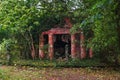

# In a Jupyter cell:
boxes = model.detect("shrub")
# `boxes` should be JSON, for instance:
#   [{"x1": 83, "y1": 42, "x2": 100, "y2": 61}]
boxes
[
  {"x1": 12, "y1": 57, "x2": 102, "y2": 68},
  {"x1": 0, "y1": 69, "x2": 10, "y2": 80},
  {"x1": 0, "y1": 39, "x2": 20, "y2": 65}
]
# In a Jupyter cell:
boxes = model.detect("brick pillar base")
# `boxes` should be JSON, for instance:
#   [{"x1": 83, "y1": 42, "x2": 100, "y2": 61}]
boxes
[
  {"x1": 48, "y1": 33, "x2": 54, "y2": 60},
  {"x1": 39, "y1": 34, "x2": 45, "y2": 59},
  {"x1": 80, "y1": 32, "x2": 86, "y2": 59},
  {"x1": 71, "y1": 34, "x2": 76, "y2": 58}
]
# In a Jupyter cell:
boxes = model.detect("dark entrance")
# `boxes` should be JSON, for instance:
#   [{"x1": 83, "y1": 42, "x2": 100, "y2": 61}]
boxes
[{"x1": 54, "y1": 34, "x2": 71, "y2": 58}]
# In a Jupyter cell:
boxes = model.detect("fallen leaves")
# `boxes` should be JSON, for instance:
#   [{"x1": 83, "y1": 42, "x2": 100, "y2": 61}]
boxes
[{"x1": 0, "y1": 66, "x2": 120, "y2": 80}]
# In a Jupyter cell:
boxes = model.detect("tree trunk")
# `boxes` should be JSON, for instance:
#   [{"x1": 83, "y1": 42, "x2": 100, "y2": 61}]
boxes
[
  {"x1": 115, "y1": 0, "x2": 120, "y2": 65},
  {"x1": 29, "y1": 31, "x2": 35, "y2": 59},
  {"x1": 116, "y1": 0, "x2": 120, "y2": 44}
]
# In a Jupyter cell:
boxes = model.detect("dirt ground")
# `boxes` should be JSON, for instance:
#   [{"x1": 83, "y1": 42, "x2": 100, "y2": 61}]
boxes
[{"x1": 0, "y1": 66, "x2": 120, "y2": 80}]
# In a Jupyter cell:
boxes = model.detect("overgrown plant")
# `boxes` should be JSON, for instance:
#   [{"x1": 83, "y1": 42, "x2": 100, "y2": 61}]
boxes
[
  {"x1": 0, "y1": 39, "x2": 19, "y2": 65},
  {"x1": 72, "y1": 0, "x2": 120, "y2": 64}
]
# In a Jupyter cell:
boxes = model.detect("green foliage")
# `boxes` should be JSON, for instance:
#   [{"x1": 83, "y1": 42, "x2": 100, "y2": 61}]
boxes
[
  {"x1": 0, "y1": 39, "x2": 19, "y2": 65},
  {"x1": 86, "y1": 0, "x2": 119, "y2": 63},
  {"x1": 71, "y1": 0, "x2": 120, "y2": 64},
  {"x1": 13, "y1": 58, "x2": 102, "y2": 68},
  {"x1": 0, "y1": 69, "x2": 10, "y2": 80}
]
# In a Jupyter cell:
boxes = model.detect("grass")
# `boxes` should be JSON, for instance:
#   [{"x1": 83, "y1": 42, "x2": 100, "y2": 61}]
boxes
[
  {"x1": 0, "y1": 65, "x2": 120, "y2": 80},
  {"x1": 1, "y1": 57, "x2": 120, "y2": 80},
  {"x1": 0, "y1": 69, "x2": 10, "y2": 80}
]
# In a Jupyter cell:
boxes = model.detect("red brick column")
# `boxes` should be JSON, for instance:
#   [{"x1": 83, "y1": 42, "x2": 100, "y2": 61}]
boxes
[
  {"x1": 48, "y1": 33, "x2": 54, "y2": 60},
  {"x1": 80, "y1": 32, "x2": 86, "y2": 59},
  {"x1": 39, "y1": 34, "x2": 45, "y2": 59},
  {"x1": 89, "y1": 48, "x2": 93, "y2": 58},
  {"x1": 71, "y1": 34, "x2": 76, "y2": 58}
]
